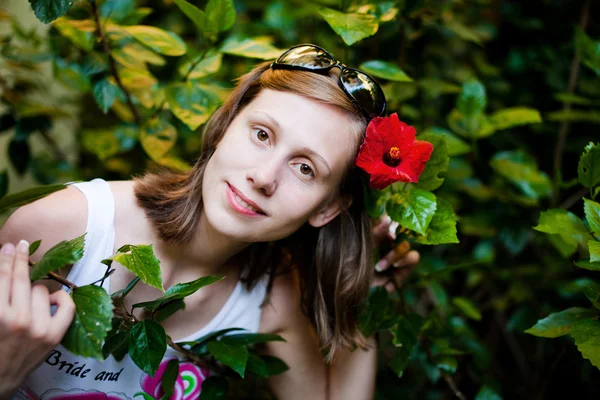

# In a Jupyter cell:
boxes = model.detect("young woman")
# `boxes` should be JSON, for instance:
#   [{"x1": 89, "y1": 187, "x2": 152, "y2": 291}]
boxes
[{"x1": 0, "y1": 44, "x2": 420, "y2": 400}]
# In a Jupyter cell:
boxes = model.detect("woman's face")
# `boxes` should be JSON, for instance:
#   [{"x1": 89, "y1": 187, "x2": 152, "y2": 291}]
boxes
[{"x1": 202, "y1": 89, "x2": 359, "y2": 243}]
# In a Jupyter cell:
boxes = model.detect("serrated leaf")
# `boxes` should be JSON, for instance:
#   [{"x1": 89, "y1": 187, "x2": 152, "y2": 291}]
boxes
[
  {"x1": 61, "y1": 285, "x2": 113, "y2": 359},
  {"x1": 129, "y1": 320, "x2": 167, "y2": 377},
  {"x1": 386, "y1": 188, "x2": 437, "y2": 235},
  {"x1": 31, "y1": 234, "x2": 85, "y2": 281},
  {"x1": 570, "y1": 319, "x2": 600, "y2": 369},
  {"x1": 389, "y1": 314, "x2": 423, "y2": 378},
  {"x1": 140, "y1": 117, "x2": 177, "y2": 161},
  {"x1": 359, "y1": 287, "x2": 394, "y2": 337},
  {"x1": 453, "y1": 297, "x2": 482, "y2": 320},
  {"x1": 490, "y1": 150, "x2": 551, "y2": 199},
  {"x1": 534, "y1": 209, "x2": 589, "y2": 238},
  {"x1": 220, "y1": 36, "x2": 283, "y2": 59},
  {"x1": 578, "y1": 142, "x2": 600, "y2": 188},
  {"x1": 488, "y1": 107, "x2": 542, "y2": 130},
  {"x1": 123, "y1": 26, "x2": 186, "y2": 56},
  {"x1": 359, "y1": 60, "x2": 412, "y2": 82},
  {"x1": 584, "y1": 198, "x2": 600, "y2": 236},
  {"x1": 28, "y1": 0, "x2": 72, "y2": 24},
  {"x1": 318, "y1": 7, "x2": 378, "y2": 46},
  {"x1": 133, "y1": 275, "x2": 224, "y2": 311},
  {"x1": 589, "y1": 241, "x2": 600, "y2": 262},
  {"x1": 524, "y1": 307, "x2": 598, "y2": 338},
  {"x1": 165, "y1": 82, "x2": 218, "y2": 130},
  {"x1": 414, "y1": 133, "x2": 449, "y2": 191},
  {"x1": 416, "y1": 198, "x2": 458, "y2": 245},
  {"x1": 93, "y1": 78, "x2": 120, "y2": 114},
  {"x1": 104, "y1": 245, "x2": 163, "y2": 291},
  {"x1": 205, "y1": 0, "x2": 236, "y2": 33},
  {"x1": 221, "y1": 333, "x2": 286, "y2": 346},
  {"x1": 207, "y1": 340, "x2": 248, "y2": 377},
  {"x1": 0, "y1": 183, "x2": 66, "y2": 213},
  {"x1": 199, "y1": 376, "x2": 229, "y2": 400}
]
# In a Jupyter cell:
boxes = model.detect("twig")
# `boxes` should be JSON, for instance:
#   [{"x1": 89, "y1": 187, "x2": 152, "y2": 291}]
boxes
[
  {"x1": 89, "y1": 0, "x2": 141, "y2": 125},
  {"x1": 551, "y1": 0, "x2": 591, "y2": 207},
  {"x1": 442, "y1": 373, "x2": 467, "y2": 400},
  {"x1": 559, "y1": 186, "x2": 589, "y2": 210},
  {"x1": 47, "y1": 270, "x2": 78, "y2": 290},
  {"x1": 167, "y1": 338, "x2": 224, "y2": 374}
]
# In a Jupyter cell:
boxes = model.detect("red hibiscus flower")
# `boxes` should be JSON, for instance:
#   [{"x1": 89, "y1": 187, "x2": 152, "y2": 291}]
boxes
[{"x1": 355, "y1": 113, "x2": 434, "y2": 190}]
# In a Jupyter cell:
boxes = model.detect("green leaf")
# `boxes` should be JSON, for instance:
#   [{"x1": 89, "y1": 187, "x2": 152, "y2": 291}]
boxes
[
  {"x1": 584, "y1": 198, "x2": 600, "y2": 236},
  {"x1": 207, "y1": 340, "x2": 248, "y2": 377},
  {"x1": 104, "y1": 245, "x2": 164, "y2": 292},
  {"x1": 0, "y1": 170, "x2": 7, "y2": 198},
  {"x1": 359, "y1": 287, "x2": 395, "y2": 337},
  {"x1": 179, "y1": 51, "x2": 222, "y2": 79},
  {"x1": 547, "y1": 110, "x2": 600, "y2": 124},
  {"x1": 452, "y1": 297, "x2": 482, "y2": 321},
  {"x1": 102, "y1": 331, "x2": 130, "y2": 361},
  {"x1": 82, "y1": 129, "x2": 120, "y2": 161},
  {"x1": 180, "y1": 327, "x2": 246, "y2": 352},
  {"x1": 129, "y1": 320, "x2": 167, "y2": 377},
  {"x1": 133, "y1": 275, "x2": 224, "y2": 311},
  {"x1": 173, "y1": 0, "x2": 208, "y2": 34},
  {"x1": 318, "y1": 7, "x2": 379, "y2": 46},
  {"x1": 54, "y1": 59, "x2": 90, "y2": 92},
  {"x1": 549, "y1": 234, "x2": 578, "y2": 258},
  {"x1": 123, "y1": 26, "x2": 186, "y2": 56},
  {"x1": 61, "y1": 285, "x2": 113, "y2": 359},
  {"x1": 112, "y1": 44, "x2": 165, "y2": 70},
  {"x1": 245, "y1": 354, "x2": 289, "y2": 377},
  {"x1": 524, "y1": 307, "x2": 598, "y2": 338},
  {"x1": 447, "y1": 109, "x2": 495, "y2": 139},
  {"x1": 30, "y1": 234, "x2": 85, "y2": 281},
  {"x1": 421, "y1": 127, "x2": 470, "y2": 156},
  {"x1": 0, "y1": 183, "x2": 66, "y2": 213},
  {"x1": 386, "y1": 188, "x2": 437, "y2": 235},
  {"x1": 575, "y1": 28, "x2": 600, "y2": 75},
  {"x1": 389, "y1": 314, "x2": 424, "y2": 378},
  {"x1": 93, "y1": 78, "x2": 120, "y2": 114},
  {"x1": 589, "y1": 241, "x2": 600, "y2": 262},
  {"x1": 533, "y1": 209, "x2": 589, "y2": 238},
  {"x1": 358, "y1": 60, "x2": 412, "y2": 82},
  {"x1": 554, "y1": 92, "x2": 600, "y2": 106},
  {"x1": 584, "y1": 286, "x2": 600, "y2": 310},
  {"x1": 475, "y1": 385, "x2": 503, "y2": 400},
  {"x1": 220, "y1": 36, "x2": 283, "y2": 59},
  {"x1": 154, "y1": 299, "x2": 186, "y2": 323},
  {"x1": 161, "y1": 359, "x2": 180, "y2": 400},
  {"x1": 52, "y1": 18, "x2": 94, "y2": 51},
  {"x1": 165, "y1": 82, "x2": 218, "y2": 130},
  {"x1": 578, "y1": 142, "x2": 600, "y2": 188},
  {"x1": 457, "y1": 80, "x2": 486, "y2": 117},
  {"x1": 221, "y1": 333, "x2": 286, "y2": 346},
  {"x1": 490, "y1": 150, "x2": 551, "y2": 199},
  {"x1": 570, "y1": 319, "x2": 600, "y2": 369},
  {"x1": 575, "y1": 260, "x2": 600, "y2": 271},
  {"x1": 434, "y1": 356, "x2": 458, "y2": 374},
  {"x1": 446, "y1": 20, "x2": 482, "y2": 45},
  {"x1": 414, "y1": 133, "x2": 449, "y2": 191},
  {"x1": 199, "y1": 376, "x2": 229, "y2": 400},
  {"x1": 416, "y1": 198, "x2": 459, "y2": 245},
  {"x1": 28, "y1": 240, "x2": 41, "y2": 255},
  {"x1": 28, "y1": 0, "x2": 73, "y2": 24},
  {"x1": 140, "y1": 117, "x2": 177, "y2": 161},
  {"x1": 488, "y1": 107, "x2": 542, "y2": 131},
  {"x1": 205, "y1": 0, "x2": 236, "y2": 33}
]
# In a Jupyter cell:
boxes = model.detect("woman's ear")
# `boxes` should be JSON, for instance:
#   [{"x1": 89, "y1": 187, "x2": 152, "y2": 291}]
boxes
[{"x1": 308, "y1": 195, "x2": 353, "y2": 228}]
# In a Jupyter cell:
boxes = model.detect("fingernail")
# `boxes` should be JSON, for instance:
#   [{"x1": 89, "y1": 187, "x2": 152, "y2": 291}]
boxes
[
  {"x1": 17, "y1": 240, "x2": 29, "y2": 254},
  {"x1": 375, "y1": 261, "x2": 384, "y2": 272},
  {"x1": 1, "y1": 243, "x2": 15, "y2": 255}
]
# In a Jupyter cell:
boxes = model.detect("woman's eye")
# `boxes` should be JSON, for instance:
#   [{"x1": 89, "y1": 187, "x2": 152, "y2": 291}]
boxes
[
  {"x1": 255, "y1": 129, "x2": 269, "y2": 142},
  {"x1": 296, "y1": 163, "x2": 314, "y2": 177}
]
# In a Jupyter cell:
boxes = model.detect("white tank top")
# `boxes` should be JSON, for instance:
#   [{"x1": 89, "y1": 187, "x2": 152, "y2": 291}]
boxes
[{"x1": 14, "y1": 179, "x2": 268, "y2": 400}]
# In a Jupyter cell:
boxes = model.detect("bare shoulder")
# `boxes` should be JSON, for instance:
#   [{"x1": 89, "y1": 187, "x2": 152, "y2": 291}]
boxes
[
  {"x1": 0, "y1": 185, "x2": 87, "y2": 260},
  {"x1": 259, "y1": 270, "x2": 306, "y2": 334}
]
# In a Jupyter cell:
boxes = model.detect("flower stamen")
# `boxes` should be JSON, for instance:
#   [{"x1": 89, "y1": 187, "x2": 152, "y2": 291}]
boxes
[{"x1": 383, "y1": 146, "x2": 402, "y2": 167}]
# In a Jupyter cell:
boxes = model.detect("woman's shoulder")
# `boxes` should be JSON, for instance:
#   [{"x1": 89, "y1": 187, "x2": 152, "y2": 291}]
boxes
[{"x1": 259, "y1": 270, "x2": 308, "y2": 334}]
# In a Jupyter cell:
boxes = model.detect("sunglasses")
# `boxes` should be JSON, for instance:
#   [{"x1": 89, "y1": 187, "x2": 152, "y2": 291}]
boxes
[{"x1": 270, "y1": 44, "x2": 387, "y2": 120}]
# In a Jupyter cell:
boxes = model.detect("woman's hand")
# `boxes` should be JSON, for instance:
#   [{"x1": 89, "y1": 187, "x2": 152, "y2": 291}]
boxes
[
  {"x1": 0, "y1": 241, "x2": 75, "y2": 399},
  {"x1": 371, "y1": 217, "x2": 420, "y2": 293}
]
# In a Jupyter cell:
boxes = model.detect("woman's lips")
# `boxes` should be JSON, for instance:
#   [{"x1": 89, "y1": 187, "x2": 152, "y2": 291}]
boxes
[{"x1": 226, "y1": 184, "x2": 266, "y2": 217}]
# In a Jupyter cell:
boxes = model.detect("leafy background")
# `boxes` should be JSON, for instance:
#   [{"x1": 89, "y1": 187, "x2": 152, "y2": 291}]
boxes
[{"x1": 1, "y1": 0, "x2": 600, "y2": 398}]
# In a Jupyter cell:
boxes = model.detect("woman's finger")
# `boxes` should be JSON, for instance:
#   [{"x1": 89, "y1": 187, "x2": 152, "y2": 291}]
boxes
[
  {"x1": 372, "y1": 216, "x2": 393, "y2": 247},
  {"x1": 30, "y1": 285, "x2": 52, "y2": 342},
  {"x1": 10, "y1": 240, "x2": 32, "y2": 313},
  {"x1": 48, "y1": 290, "x2": 76, "y2": 344},
  {"x1": 0, "y1": 243, "x2": 16, "y2": 307},
  {"x1": 375, "y1": 241, "x2": 411, "y2": 272},
  {"x1": 391, "y1": 250, "x2": 420, "y2": 269}
]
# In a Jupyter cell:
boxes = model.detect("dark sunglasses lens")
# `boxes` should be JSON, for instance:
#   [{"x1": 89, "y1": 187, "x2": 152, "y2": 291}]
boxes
[
  {"x1": 277, "y1": 45, "x2": 335, "y2": 69},
  {"x1": 340, "y1": 69, "x2": 386, "y2": 118}
]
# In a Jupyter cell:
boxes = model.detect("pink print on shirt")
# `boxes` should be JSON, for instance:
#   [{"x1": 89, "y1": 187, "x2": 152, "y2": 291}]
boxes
[{"x1": 136, "y1": 357, "x2": 210, "y2": 400}]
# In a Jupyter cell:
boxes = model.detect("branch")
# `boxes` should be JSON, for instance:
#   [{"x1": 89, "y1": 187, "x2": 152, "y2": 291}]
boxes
[
  {"x1": 47, "y1": 270, "x2": 78, "y2": 290},
  {"x1": 551, "y1": 0, "x2": 591, "y2": 207},
  {"x1": 89, "y1": 0, "x2": 141, "y2": 125},
  {"x1": 442, "y1": 373, "x2": 467, "y2": 400}
]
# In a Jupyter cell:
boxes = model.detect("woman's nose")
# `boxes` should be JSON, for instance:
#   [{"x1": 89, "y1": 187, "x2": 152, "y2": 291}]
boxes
[{"x1": 246, "y1": 158, "x2": 279, "y2": 196}]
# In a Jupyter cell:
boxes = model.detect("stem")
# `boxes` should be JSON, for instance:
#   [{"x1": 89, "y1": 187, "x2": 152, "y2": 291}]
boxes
[
  {"x1": 551, "y1": 0, "x2": 591, "y2": 207},
  {"x1": 167, "y1": 338, "x2": 224, "y2": 374},
  {"x1": 442, "y1": 374, "x2": 467, "y2": 400},
  {"x1": 559, "y1": 186, "x2": 588, "y2": 210},
  {"x1": 89, "y1": 0, "x2": 141, "y2": 125},
  {"x1": 47, "y1": 270, "x2": 78, "y2": 290}
]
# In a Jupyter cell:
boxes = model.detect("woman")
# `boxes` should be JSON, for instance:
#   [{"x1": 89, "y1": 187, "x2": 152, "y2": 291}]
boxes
[{"x1": 0, "y1": 45, "x2": 420, "y2": 400}]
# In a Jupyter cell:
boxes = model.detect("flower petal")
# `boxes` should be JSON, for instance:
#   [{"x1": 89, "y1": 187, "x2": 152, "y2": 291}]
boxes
[{"x1": 403, "y1": 140, "x2": 434, "y2": 182}]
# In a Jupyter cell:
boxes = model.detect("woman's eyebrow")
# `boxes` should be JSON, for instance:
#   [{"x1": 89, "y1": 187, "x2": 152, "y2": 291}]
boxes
[{"x1": 251, "y1": 111, "x2": 281, "y2": 131}]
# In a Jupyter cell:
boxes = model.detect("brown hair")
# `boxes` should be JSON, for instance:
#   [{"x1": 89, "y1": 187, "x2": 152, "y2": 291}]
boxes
[{"x1": 134, "y1": 62, "x2": 373, "y2": 358}]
